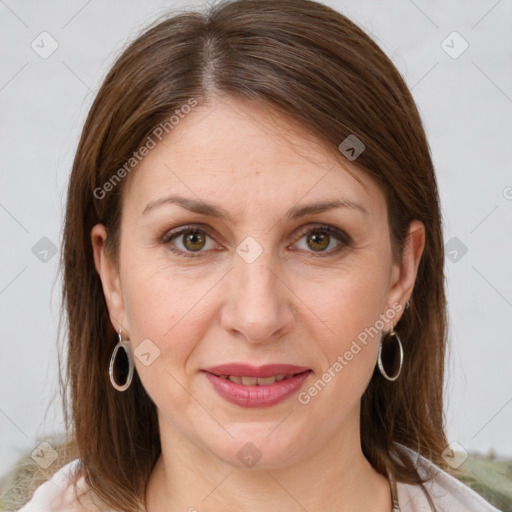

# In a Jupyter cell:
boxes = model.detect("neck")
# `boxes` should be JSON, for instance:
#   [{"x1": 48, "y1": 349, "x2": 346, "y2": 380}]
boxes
[{"x1": 145, "y1": 416, "x2": 392, "y2": 512}]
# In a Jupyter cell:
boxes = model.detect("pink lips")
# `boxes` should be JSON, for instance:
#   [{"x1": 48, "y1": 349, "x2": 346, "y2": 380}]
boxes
[
  {"x1": 202, "y1": 363, "x2": 312, "y2": 408},
  {"x1": 204, "y1": 363, "x2": 310, "y2": 378}
]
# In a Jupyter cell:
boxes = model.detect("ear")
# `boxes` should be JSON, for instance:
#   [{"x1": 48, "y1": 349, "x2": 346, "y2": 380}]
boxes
[
  {"x1": 384, "y1": 220, "x2": 425, "y2": 325},
  {"x1": 91, "y1": 223, "x2": 125, "y2": 333}
]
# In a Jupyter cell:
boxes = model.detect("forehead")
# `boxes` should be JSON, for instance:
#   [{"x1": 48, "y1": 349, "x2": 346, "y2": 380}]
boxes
[{"x1": 123, "y1": 97, "x2": 383, "y2": 216}]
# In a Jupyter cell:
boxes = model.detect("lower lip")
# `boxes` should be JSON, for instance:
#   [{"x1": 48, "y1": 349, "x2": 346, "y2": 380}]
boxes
[{"x1": 203, "y1": 371, "x2": 312, "y2": 408}]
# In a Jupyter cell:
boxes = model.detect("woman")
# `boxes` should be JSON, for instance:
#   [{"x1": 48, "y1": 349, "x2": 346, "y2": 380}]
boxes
[{"x1": 3, "y1": 0, "x2": 502, "y2": 510}]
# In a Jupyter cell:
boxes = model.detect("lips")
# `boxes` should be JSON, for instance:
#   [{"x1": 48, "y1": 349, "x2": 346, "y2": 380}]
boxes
[
  {"x1": 202, "y1": 363, "x2": 312, "y2": 408},
  {"x1": 220, "y1": 374, "x2": 291, "y2": 385},
  {"x1": 203, "y1": 363, "x2": 310, "y2": 378}
]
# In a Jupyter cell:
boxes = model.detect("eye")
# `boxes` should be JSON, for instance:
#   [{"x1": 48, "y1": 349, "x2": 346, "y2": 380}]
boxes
[
  {"x1": 292, "y1": 224, "x2": 350, "y2": 255},
  {"x1": 161, "y1": 223, "x2": 351, "y2": 258},
  {"x1": 162, "y1": 226, "x2": 219, "y2": 257}
]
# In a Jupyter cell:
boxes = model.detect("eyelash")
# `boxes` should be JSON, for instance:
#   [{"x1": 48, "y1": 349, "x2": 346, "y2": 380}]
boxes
[{"x1": 161, "y1": 223, "x2": 351, "y2": 259}]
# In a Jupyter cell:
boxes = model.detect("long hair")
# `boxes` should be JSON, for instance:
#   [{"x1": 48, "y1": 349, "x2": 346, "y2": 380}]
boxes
[{"x1": 4, "y1": 1, "x2": 450, "y2": 510}]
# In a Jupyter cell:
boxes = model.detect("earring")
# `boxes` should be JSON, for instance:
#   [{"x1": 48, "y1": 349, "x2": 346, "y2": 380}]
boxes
[
  {"x1": 377, "y1": 325, "x2": 403, "y2": 382},
  {"x1": 109, "y1": 329, "x2": 134, "y2": 392}
]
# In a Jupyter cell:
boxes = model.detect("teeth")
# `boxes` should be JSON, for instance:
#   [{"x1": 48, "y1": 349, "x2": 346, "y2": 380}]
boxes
[
  {"x1": 221, "y1": 374, "x2": 293, "y2": 385},
  {"x1": 257, "y1": 376, "x2": 277, "y2": 385}
]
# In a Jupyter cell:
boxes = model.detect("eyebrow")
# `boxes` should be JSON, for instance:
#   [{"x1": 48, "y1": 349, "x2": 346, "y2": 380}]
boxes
[
  {"x1": 142, "y1": 195, "x2": 233, "y2": 220},
  {"x1": 287, "y1": 198, "x2": 369, "y2": 219},
  {"x1": 142, "y1": 194, "x2": 369, "y2": 219}
]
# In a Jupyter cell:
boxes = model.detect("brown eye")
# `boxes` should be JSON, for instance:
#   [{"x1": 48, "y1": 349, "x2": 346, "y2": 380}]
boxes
[
  {"x1": 163, "y1": 227, "x2": 218, "y2": 257},
  {"x1": 307, "y1": 232, "x2": 330, "y2": 251},
  {"x1": 293, "y1": 225, "x2": 350, "y2": 256},
  {"x1": 182, "y1": 231, "x2": 206, "y2": 251}
]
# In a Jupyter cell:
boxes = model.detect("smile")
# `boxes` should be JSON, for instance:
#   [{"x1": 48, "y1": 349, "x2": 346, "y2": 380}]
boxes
[
  {"x1": 201, "y1": 364, "x2": 312, "y2": 408},
  {"x1": 217, "y1": 374, "x2": 293, "y2": 385}
]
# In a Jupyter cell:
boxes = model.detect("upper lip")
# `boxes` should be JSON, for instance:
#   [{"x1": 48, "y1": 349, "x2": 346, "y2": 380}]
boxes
[{"x1": 203, "y1": 364, "x2": 311, "y2": 378}]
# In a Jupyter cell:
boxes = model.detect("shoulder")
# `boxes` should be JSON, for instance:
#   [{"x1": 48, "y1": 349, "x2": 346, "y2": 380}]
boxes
[
  {"x1": 395, "y1": 444, "x2": 502, "y2": 511},
  {"x1": 14, "y1": 459, "x2": 102, "y2": 512}
]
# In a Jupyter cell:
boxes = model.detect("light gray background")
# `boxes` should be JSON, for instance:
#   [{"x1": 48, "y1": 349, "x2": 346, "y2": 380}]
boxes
[{"x1": 1, "y1": 0, "x2": 511, "y2": 478}]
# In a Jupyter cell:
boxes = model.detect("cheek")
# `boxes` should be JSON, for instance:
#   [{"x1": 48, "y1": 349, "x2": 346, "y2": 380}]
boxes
[
  {"x1": 304, "y1": 257, "x2": 391, "y2": 350},
  {"x1": 120, "y1": 262, "x2": 218, "y2": 371},
  {"x1": 296, "y1": 254, "x2": 391, "y2": 404},
  {"x1": 120, "y1": 268, "x2": 206, "y2": 414}
]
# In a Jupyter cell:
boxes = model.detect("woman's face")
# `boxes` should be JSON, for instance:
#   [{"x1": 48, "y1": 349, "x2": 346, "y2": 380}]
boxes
[{"x1": 92, "y1": 96, "x2": 423, "y2": 469}]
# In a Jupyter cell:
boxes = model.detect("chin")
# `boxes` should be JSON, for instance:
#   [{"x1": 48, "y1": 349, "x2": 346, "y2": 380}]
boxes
[{"x1": 204, "y1": 427, "x2": 305, "y2": 471}]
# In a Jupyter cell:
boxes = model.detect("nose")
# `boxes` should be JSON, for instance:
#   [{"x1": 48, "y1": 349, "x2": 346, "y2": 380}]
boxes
[{"x1": 220, "y1": 253, "x2": 295, "y2": 344}]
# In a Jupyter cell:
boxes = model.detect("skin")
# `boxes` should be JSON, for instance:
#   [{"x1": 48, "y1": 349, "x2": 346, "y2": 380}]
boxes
[{"x1": 92, "y1": 96, "x2": 425, "y2": 512}]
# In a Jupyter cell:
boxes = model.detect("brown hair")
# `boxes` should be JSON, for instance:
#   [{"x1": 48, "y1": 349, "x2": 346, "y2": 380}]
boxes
[{"x1": 6, "y1": 1, "x2": 451, "y2": 510}]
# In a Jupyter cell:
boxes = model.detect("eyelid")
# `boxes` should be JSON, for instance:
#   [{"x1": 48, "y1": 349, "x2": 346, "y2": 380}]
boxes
[{"x1": 161, "y1": 223, "x2": 214, "y2": 243}]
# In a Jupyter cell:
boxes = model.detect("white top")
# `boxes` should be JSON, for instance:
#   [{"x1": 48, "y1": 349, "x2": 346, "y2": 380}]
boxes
[{"x1": 15, "y1": 446, "x2": 502, "y2": 512}]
